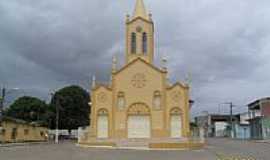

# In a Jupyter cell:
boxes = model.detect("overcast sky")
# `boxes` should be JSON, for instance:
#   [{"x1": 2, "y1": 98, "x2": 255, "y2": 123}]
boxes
[{"x1": 1, "y1": 0, "x2": 270, "y2": 117}]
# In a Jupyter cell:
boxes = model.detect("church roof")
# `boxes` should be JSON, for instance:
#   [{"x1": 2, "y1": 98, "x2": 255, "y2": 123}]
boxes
[
  {"x1": 1, "y1": 116, "x2": 47, "y2": 127},
  {"x1": 133, "y1": 0, "x2": 149, "y2": 20},
  {"x1": 113, "y1": 57, "x2": 167, "y2": 76}
]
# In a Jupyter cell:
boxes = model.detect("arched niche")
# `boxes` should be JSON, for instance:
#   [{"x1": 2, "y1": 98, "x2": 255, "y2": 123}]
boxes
[
  {"x1": 97, "y1": 108, "x2": 109, "y2": 116},
  {"x1": 127, "y1": 103, "x2": 150, "y2": 115},
  {"x1": 170, "y1": 107, "x2": 182, "y2": 115}
]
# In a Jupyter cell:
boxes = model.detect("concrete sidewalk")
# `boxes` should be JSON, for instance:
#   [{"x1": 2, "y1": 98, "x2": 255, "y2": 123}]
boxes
[{"x1": 0, "y1": 141, "x2": 50, "y2": 147}]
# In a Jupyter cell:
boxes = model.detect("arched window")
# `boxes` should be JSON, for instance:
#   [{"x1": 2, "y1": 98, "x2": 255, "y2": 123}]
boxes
[
  {"x1": 97, "y1": 108, "x2": 109, "y2": 116},
  {"x1": 142, "y1": 32, "x2": 147, "y2": 54},
  {"x1": 131, "y1": 33, "x2": 136, "y2": 54},
  {"x1": 153, "y1": 91, "x2": 161, "y2": 110},
  {"x1": 170, "y1": 107, "x2": 182, "y2": 115},
  {"x1": 117, "y1": 92, "x2": 125, "y2": 110}
]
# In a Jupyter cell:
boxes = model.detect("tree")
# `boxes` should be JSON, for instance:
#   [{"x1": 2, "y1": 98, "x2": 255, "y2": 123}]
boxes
[
  {"x1": 50, "y1": 85, "x2": 90, "y2": 131},
  {"x1": 5, "y1": 96, "x2": 49, "y2": 124}
]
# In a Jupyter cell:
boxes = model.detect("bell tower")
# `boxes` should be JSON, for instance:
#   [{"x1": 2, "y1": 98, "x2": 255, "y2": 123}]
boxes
[{"x1": 125, "y1": 0, "x2": 154, "y2": 64}]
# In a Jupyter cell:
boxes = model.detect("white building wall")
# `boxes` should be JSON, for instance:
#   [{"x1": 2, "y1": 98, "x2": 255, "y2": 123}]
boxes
[{"x1": 240, "y1": 113, "x2": 250, "y2": 125}]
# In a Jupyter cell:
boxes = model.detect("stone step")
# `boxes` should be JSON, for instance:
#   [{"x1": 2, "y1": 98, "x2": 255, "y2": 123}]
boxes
[{"x1": 117, "y1": 139, "x2": 149, "y2": 147}]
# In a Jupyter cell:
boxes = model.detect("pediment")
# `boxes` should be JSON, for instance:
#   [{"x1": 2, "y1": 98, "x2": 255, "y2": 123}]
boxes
[
  {"x1": 167, "y1": 82, "x2": 189, "y2": 90},
  {"x1": 114, "y1": 58, "x2": 166, "y2": 76},
  {"x1": 127, "y1": 16, "x2": 153, "y2": 25},
  {"x1": 92, "y1": 84, "x2": 112, "y2": 92}
]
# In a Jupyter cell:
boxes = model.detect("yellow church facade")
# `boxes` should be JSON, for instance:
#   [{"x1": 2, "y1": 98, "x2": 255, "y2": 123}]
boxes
[{"x1": 81, "y1": 0, "x2": 204, "y2": 149}]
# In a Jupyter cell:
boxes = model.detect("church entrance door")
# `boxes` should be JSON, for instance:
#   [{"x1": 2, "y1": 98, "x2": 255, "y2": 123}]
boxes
[
  {"x1": 128, "y1": 115, "x2": 150, "y2": 138},
  {"x1": 97, "y1": 115, "x2": 108, "y2": 138},
  {"x1": 170, "y1": 115, "x2": 182, "y2": 138}
]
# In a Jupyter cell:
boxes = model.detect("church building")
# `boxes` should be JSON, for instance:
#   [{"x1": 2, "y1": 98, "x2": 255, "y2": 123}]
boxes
[{"x1": 81, "y1": 0, "x2": 203, "y2": 149}]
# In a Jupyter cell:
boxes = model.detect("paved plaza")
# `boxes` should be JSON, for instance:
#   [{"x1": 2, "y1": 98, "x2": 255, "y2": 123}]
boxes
[{"x1": 0, "y1": 138, "x2": 269, "y2": 160}]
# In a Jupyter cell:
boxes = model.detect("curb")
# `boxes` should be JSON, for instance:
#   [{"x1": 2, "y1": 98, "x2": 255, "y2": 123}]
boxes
[
  {"x1": 254, "y1": 140, "x2": 270, "y2": 144},
  {"x1": 77, "y1": 143, "x2": 204, "y2": 151}
]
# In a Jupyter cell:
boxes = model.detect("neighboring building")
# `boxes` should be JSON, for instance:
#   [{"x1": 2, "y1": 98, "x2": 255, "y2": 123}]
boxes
[
  {"x1": 234, "y1": 112, "x2": 250, "y2": 139},
  {"x1": 194, "y1": 111, "x2": 210, "y2": 138},
  {"x1": 195, "y1": 113, "x2": 238, "y2": 138},
  {"x1": 215, "y1": 122, "x2": 229, "y2": 137},
  {"x1": 0, "y1": 116, "x2": 48, "y2": 143},
  {"x1": 78, "y1": 126, "x2": 89, "y2": 143},
  {"x1": 80, "y1": 0, "x2": 203, "y2": 149},
  {"x1": 48, "y1": 129, "x2": 78, "y2": 139},
  {"x1": 238, "y1": 112, "x2": 250, "y2": 125},
  {"x1": 248, "y1": 97, "x2": 270, "y2": 140}
]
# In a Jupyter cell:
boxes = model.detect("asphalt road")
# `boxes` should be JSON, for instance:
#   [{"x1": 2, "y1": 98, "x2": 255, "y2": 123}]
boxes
[{"x1": 0, "y1": 138, "x2": 269, "y2": 160}]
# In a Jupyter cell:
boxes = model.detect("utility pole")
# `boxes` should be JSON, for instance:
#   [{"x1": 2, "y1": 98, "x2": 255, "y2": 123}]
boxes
[
  {"x1": 226, "y1": 102, "x2": 234, "y2": 138},
  {"x1": 51, "y1": 91, "x2": 60, "y2": 144},
  {"x1": 55, "y1": 97, "x2": 59, "y2": 144},
  {"x1": 0, "y1": 87, "x2": 6, "y2": 120},
  {"x1": 229, "y1": 102, "x2": 233, "y2": 138},
  {"x1": 0, "y1": 87, "x2": 6, "y2": 145},
  {"x1": 0, "y1": 87, "x2": 22, "y2": 118},
  {"x1": 222, "y1": 102, "x2": 235, "y2": 138}
]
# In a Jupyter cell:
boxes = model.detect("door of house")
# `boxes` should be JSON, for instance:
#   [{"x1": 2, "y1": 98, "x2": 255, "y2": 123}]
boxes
[{"x1": 11, "y1": 128, "x2": 17, "y2": 140}]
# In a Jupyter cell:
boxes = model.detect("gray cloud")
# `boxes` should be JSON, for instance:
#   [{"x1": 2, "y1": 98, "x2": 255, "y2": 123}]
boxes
[{"x1": 0, "y1": 0, "x2": 270, "y2": 116}]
